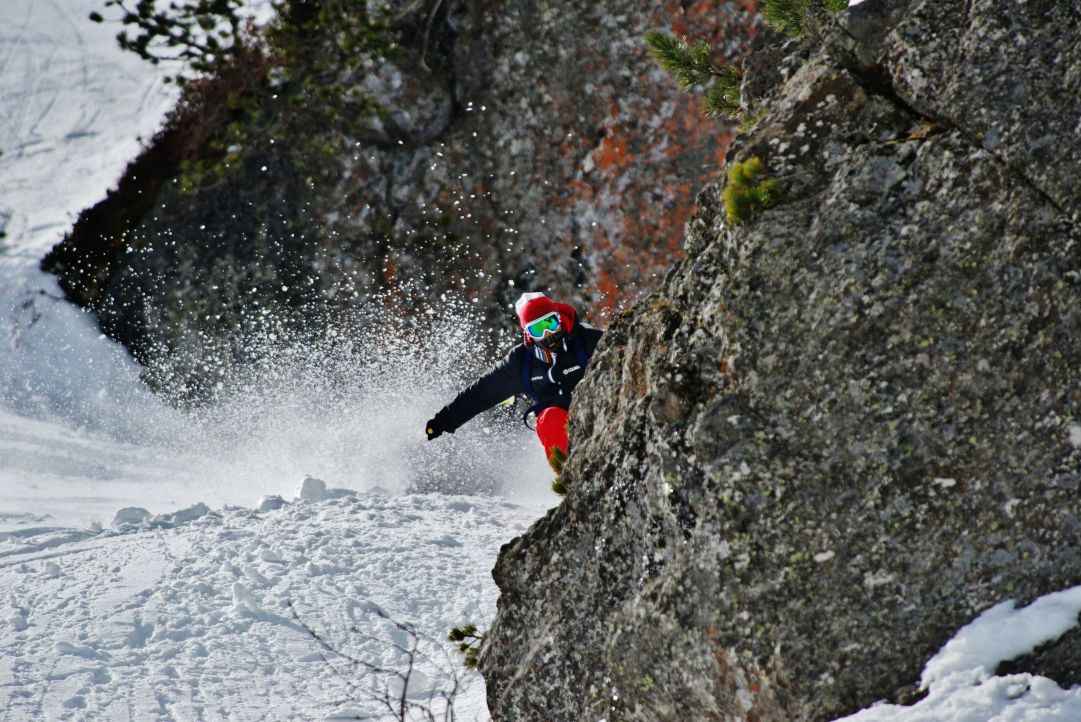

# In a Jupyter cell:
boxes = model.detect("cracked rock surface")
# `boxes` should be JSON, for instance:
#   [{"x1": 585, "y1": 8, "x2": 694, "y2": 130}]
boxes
[{"x1": 480, "y1": 1, "x2": 1081, "y2": 720}]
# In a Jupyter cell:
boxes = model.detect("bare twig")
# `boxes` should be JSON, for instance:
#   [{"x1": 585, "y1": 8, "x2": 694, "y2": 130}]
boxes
[{"x1": 289, "y1": 599, "x2": 466, "y2": 722}]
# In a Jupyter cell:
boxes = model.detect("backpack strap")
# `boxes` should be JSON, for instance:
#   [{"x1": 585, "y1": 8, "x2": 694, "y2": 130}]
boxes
[{"x1": 520, "y1": 350, "x2": 535, "y2": 398}]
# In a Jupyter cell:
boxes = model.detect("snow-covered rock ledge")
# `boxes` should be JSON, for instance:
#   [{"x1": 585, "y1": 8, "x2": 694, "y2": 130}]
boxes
[
  {"x1": 840, "y1": 589, "x2": 1081, "y2": 720},
  {"x1": 0, "y1": 489, "x2": 537, "y2": 720}
]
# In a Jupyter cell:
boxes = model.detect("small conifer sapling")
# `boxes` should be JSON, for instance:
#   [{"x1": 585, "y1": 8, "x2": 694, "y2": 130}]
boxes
[
  {"x1": 448, "y1": 623, "x2": 484, "y2": 670},
  {"x1": 723, "y1": 156, "x2": 779, "y2": 225}
]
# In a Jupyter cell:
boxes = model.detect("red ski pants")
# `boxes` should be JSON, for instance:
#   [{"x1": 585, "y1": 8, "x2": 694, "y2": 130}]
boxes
[{"x1": 536, "y1": 406, "x2": 569, "y2": 461}]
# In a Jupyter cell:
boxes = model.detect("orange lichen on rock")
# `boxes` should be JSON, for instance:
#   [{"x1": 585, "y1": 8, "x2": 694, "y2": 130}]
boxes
[
  {"x1": 540, "y1": 0, "x2": 758, "y2": 314},
  {"x1": 591, "y1": 134, "x2": 631, "y2": 174}
]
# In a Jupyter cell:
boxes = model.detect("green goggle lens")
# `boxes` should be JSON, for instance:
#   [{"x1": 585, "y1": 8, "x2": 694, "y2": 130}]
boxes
[{"x1": 526, "y1": 314, "x2": 561, "y2": 339}]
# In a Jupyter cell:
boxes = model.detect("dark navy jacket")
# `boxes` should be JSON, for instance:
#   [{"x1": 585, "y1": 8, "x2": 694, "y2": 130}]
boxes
[{"x1": 433, "y1": 323, "x2": 603, "y2": 433}]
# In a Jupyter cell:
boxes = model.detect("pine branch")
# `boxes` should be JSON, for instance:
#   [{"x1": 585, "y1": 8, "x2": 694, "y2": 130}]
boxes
[
  {"x1": 93, "y1": 0, "x2": 247, "y2": 79},
  {"x1": 447, "y1": 623, "x2": 484, "y2": 670},
  {"x1": 704, "y1": 65, "x2": 742, "y2": 120},
  {"x1": 645, "y1": 30, "x2": 713, "y2": 92},
  {"x1": 646, "y1": 29, "x2": 743, "y2": 121},
  {"x1": 762, "y1": 0, "x2": 851, "y2": 37}
]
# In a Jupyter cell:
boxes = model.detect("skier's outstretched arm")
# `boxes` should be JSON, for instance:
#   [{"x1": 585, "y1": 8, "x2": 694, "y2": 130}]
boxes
[{"x1": 426, "y1": 351, "x2": 523, "y2": 439}]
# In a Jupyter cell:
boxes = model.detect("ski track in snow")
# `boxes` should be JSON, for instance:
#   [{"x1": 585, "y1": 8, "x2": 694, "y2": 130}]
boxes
[
  {"x1": 0, "y1": 493, "x2": 538, "y2": 721},
  {"x1": 0, "y1": 0, "x2": 174, "y2": 263}
]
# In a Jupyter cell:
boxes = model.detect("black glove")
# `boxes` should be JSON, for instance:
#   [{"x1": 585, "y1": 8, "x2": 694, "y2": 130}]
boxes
[{"x1": 425, "y1": 418, "x2": 443, "y2": 440}]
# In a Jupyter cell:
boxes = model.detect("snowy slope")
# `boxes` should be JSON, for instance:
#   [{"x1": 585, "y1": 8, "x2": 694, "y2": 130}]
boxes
[
  {"x1": 0, "y1": 0, "x2": 178, "y2": 460},
  {"x1": 0, "y1": 0, "x2": 173, "y2": 262},
  {"x1": 0, "y1": 6, "x2": 553, "y2": 720},
  {"x1": 0, "y1": 490, "x2": 540, "y2": 720}
]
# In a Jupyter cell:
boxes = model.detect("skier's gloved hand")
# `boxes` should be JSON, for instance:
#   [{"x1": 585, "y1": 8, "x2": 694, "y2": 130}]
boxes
[{"x1": 425, "y1": 418, "x2": 443, "y2": 440}]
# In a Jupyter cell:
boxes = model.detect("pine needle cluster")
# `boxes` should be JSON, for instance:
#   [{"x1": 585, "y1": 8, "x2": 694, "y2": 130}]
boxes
[
  {"x1": 548, "y1": 446, "x2": 567, "y2": 475},
  {"x1": 93, "y1": 0, "x2": 394, "y2": 193},
  {"x1": 762, "y1": 0, "x2": 850, "y2": 37},
  {"x1": 548, "y1": 447, "x2": 568, "y2": 495},
  {"x1": 447, "y1": 624, "x2": 484, "y2": 670},
  {"x1": 705, "y1": 65, "x2": 742, "y2": 120},
  {"x1": 723, "y1": 157, "x2": 779, "y2": 225},
  {"x1": 90, "y1": 0, "x2": 249, "y2": 80},
  {"x1": 645, "y1": 30, "x2": 742, "y2": 120}
]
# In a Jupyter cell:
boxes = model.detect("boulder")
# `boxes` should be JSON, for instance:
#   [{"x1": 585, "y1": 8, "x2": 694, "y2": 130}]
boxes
[{"x1": 480, "y1": 1, "x2": 1081, "y2": 719}]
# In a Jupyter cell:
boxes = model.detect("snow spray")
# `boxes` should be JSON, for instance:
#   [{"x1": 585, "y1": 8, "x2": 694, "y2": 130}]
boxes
[{"x1": 0, "y1": 285, "x2": 552, "y2": 524}]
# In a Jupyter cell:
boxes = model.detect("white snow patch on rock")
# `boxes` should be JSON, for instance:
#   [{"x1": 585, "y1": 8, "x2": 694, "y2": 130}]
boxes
[
  {"x1": 921, "y1": 587, "x2": 1081, "y2": 690},
  {"x1": 838, "y1": 585, "x2": 1081, "y2": 721},
  {"x1": 1069, "y1": 424, "x2": 1081, "y2": 449}
]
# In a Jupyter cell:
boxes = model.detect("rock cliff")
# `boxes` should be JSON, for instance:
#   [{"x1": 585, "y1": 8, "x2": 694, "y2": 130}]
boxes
[
  {"x1": 480, "y1": 0, "x2": 1081, "y2": 719},
  {"x1": 41, "y1": 0, "x2": 760, "y2": 397}
]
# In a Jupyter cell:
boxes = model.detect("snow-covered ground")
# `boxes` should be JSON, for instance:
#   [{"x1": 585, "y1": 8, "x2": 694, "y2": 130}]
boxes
[
  {"x1": 3, "y1": 2, "x2": 1081, "y2": 721},
  {"x1": 0, "y1": 488, "x2": 540, "y2": 720},
  {"x1": 0, "y1": 3, "x2": 552, "y2": 719}
]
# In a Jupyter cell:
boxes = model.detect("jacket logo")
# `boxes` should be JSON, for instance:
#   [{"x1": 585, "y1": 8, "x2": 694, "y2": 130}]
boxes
[
  {"x1": 532, "y1": 376, "x2": 545, "y2": 381},
  {"x1": 563, "y1": 366, "x2": 582, "y2": 374}
]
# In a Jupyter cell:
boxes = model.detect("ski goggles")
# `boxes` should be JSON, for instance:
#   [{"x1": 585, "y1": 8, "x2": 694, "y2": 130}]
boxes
[{"x1": 524, "y1": 312, "x2": 561, "y2": 340}]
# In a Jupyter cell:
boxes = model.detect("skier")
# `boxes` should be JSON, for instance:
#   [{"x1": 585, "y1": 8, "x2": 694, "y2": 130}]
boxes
[{"x1": 425, "y1": 292, "x2": 603, "y2": 470}]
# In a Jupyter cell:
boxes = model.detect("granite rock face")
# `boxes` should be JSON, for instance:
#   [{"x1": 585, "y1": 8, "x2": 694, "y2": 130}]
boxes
[
  {"x1": 481, "y1": 1, "x2": 1081, "y2": 719},
  {"x1": 42, "y1": 0, "x2": 761, "y2": 393}
]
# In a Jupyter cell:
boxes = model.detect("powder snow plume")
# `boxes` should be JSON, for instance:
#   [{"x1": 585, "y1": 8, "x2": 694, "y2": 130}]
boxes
[
  {"x1": 145, "y1": 289, "x2": 553, "y2": 498},
  {"x1": 0, "y1": 287, "x2": 553, "y2": 528}
]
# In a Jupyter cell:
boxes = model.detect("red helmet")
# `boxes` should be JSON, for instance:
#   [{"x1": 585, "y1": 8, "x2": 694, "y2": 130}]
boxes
[{"x1": 515, "y1": 292, "x2": 576, "y2": 352}]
